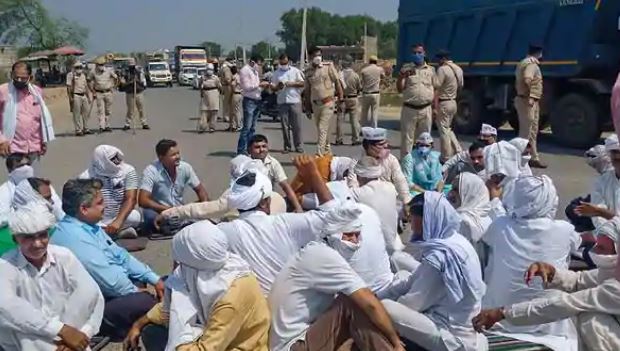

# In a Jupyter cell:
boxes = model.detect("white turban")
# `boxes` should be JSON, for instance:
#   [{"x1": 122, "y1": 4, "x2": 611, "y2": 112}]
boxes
[
  {"x1": 227, "y1": 171, "x2": 273, "y2": 210},
  {"x1": 585, "y1": 145, "x2": 612, "y2": 174},
  {"x1": 9, "y1": 203, "x2": 56, "y2": 236},
  {"x1": 229, "y1": 155, "x2": 266, "y2": 180},
  {"x1": 354, "y1": 156, "x2": 382, "y2": 179},
  {"x1": 172, "y1": 221, "x2": 230, "y2": 271},
  {"x1": 12, "y1": 179, "x2": 46, "y2": 209},
  {"x1": 507, "y1": 175, "x2": 559, "y2": 219},
  {"x1": 605, "y1": 134, "x2": 620, "y2": 152},
  {"x1": 8, "y1": 165, "x2": 34, "y2": 185},
  {"x1": 509, "y1": 138, "x2": 529, "y2": 154},
  {"x1": 329, "y1": 157, "x2": 355, "y2": 181},
  {"x1": 480, "y1": 123, "x2": 497, "y2": 136},
  {"x1": 484, "y1": 141, "x2": 521, "y2": 179},
  {"x1": 596, "y1": 217, "x2": 620, "y2": 243},
  {"x1": 301, "y1": 181, "x2": 354, "y2": 210},
  {"x1": 416, "y1": 132, "x2": 433, "y2": 144}
]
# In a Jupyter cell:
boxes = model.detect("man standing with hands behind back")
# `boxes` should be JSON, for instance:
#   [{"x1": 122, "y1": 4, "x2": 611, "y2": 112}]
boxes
[
  {"x1": 433, "y1": 49, "x2": 463, "y2": 162},
  {"x1": 66, "y1": 62, "x2": 93, "y2": 136},
  {"x1": 272, "y1": 53, "x2": 305, "y2": 153}
]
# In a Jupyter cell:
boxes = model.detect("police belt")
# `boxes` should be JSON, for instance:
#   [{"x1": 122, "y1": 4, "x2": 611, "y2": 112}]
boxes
[
  {"x1": 202, "y1": 87, "x2": 218, "y2": 91},
  {"x1": 403, "y1": 102, "x2": 432, "y2": 110},
  {"x1": 95, "y1": 89, "x2": 111, "y2": 93},
  {"x1": 73, "y1": 92, "x2": 85, "y2": 96},
  {"x1": 345, "y1": 95, "x2": 358, "y2": 98},
  {"x1": 363, "y1": 91, "x2": 380, "y2": 95},
  {"x1": 438, "y1": 98, "x2": 455, "y2": 102},
  {"x1": 233, "y1": 91, "x2": 242, "y2": 94}
]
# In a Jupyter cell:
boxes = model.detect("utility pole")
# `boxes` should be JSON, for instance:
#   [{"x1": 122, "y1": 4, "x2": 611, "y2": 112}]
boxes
[
  {"x1": 364, "y1": 21, "x2": 368, "y2": 62},
  {"x1": 300, "y1": 4, "x2": 308, "y2": 66}
]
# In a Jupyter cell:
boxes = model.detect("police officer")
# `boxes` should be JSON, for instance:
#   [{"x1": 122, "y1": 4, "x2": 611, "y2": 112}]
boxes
[
  {"x1": 433, "y1": 49, "x2": 463, "y2": 162},
  {"x1": 303, "y1": 46, "x2": 344, "y2": 156},
  {"x1": 198, "y1": 63, "x2": 222, "y2": 133},
  {"x1": 89, "y1": 57, "x2": 118, "y2": 133},
  {"x1": 397, "y1": 43, "x2": 435, "y2": 158},
  {"x1": 66, "y1": 62, "x2": 92, "y2": 136},
  {"x1": 219, "y1": 56, "x2": 235, "y2": 127},
  {"x1": 336, "y1": 55, "x2": 362, "y2": 146},
  {"x1": 360, "y1": 55, "x2": 384, "y2": 128},
  {"x1": 515, "y1": 44, "x2": 546, "y2": 168},
  {"x1": 119, "y1": 58, "x2": 149, "y2": 130}
]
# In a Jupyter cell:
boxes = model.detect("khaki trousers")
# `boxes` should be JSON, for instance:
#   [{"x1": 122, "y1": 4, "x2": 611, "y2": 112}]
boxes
[
  {"x1": 314, "y1": 100, "x2": 335, "y2": 156},
  {"x1": 514, "y1": 97, "x2": 540, "y2": 160},
  {"x1": 199, "y1": 110, "x2": 218, "y2": 131},
  {"x1": 336, "y1": 98, "x2": 361, "y2": 144},
  {"x1": 125, "y1": 93, "x2": 147, "y2": 126},
  {"x1": 230, "y1": 93, "x2": 243, "y2": 129},
  {"x1": 222, "y1": 85, "x2": 233, "y2": 122},
  {"x1": 435, "y1": 100, "x2": 462, "y2": 161},
  {"x1": 96, "y1": 91, "x2": 114, "y2": 129},
  {"x1": 400, "y1": 105, "x2": 432, "y2": 158},
  {"x1": 290, "y1": 295, "x2": 394, "y2": 351},
  {"x1": 72, "y1": 94, "x2": 91, "y2": 132},
  {"x1": 361, "y1": 93, "x2": 380, "y2": 128}
]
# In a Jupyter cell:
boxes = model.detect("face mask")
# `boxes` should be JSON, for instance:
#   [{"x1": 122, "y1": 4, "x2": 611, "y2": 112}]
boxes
[
  {"x1": 13, "y1": 80, "x2": 28, "y2": 90},
  {"x1": 412, "y1": 53, "x2": 425, "y2": 65},
  {"x1": 75, "y1": 69, "x2": 83, "y2": 75},
  {"x1": 417, "y1": 146, "x2": 431, "y2": 156},
  {"x1": 96, "y1": 66, "x2": 104, "y2": 72},
  {"x1": 312, "y1": 56, "x2": 322, "y2": 66},
  {"x1": 206, "y1": 70, "x2": 214, "y2": 76},
  {"x1": 521, "y1": 155, "x2": 532, "y2": 166},
  {"x1": 279, "y1": 64, "x2": 289, "y2": 71},
  {"x1": 8, "y1": 165, "x2": 34, "y2": 185},
  {"x1": 589, "y1": 252, "x2": 617, "y2": 268},
  {"x1": 328, "y1": 236, "x2": 361, "y2": 261}
]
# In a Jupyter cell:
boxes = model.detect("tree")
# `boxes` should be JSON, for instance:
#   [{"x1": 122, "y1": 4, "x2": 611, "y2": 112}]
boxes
[
  {"x1": 226, "y1": 46, "x2": 245, "y2": 61},
  {"x1": 250, "y1": 41, "x2": 278, "y2": 60},
  {"x1": 200, "y1": 41, "x2": 222, "y2": 58}
]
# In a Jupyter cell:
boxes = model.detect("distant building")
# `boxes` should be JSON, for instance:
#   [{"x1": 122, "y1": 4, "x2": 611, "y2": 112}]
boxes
[
  {"x1": 0, "y1": 45, "x2": 17, "y2": 70},
  {"x1": 317, "y1": 36, "x2": 378, "y2": 64}
]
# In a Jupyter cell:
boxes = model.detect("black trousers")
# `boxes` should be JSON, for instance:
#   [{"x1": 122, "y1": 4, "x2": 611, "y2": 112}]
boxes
[
  {"x1": 100, "y1": 291, "x2": 157, "y2": 342},
  {"x1": 141, "y1": 324, "x2": 169, "y2": 351}
]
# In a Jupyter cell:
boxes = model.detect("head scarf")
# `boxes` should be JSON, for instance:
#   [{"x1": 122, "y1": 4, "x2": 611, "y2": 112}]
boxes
[
  {"x1": 507, "y1": 175, "x2": 558, "y2": 220},
  {"x1": 329, "y1": 157, "x2": 355, "y2": 181},
  {"x1": 354, "y1": 156, "x2": 382, "y2": 179},
  {"x1": 9, "y1": 202, "x2": 56, "y2": 235},
  {"x1": 227, "y1": 171, "x2": 273, "y2": 210},
  {"x1": 596, "y1": 217, "x2": 620, "y2": 244},
  {"x1": 8, "y1": 165, "x2": 34, "y2": 185},
  {"x1": 480, "y1": 123, "x2": 497, "y2": 136},
  {"x1": 585, "y1": 145, "x2": 612, "y2": 174},
  {"x1": 456, "y1": 173, "x2": 492, "y2": 242},
  {"x1": 324, "y1": 214, "x2": 363, "y2": 261},
  {"x1": 605, "y1": 134, "x2": 620, "y2": 152},
  {"x1": 166, "y1": 221, "x2": 251, "y2": 349},
  {"x1": 416, "y1": 132, "x2": 433, "y2": 144},
  {"x1": 229, "y1": 155, "x2": 266, "y2": 184},
  {"x1": 509, "y1": 137, "x2": 533, "y2": 176},
  {"x1": 416, "y1": 192, "x2": 486, "y2": 303},
  {"x1": 12, "y1": 179, "x2": 48, "y2": 208},
  {"x1": 89, "y1": 145, "x2": 128, "y2": 184},
  {"x1": 483, "y1": 140, "x2": 521, "y2": 179},
  {"x1": 301, "y1": 181, "x2": 354, "y2": 210}
]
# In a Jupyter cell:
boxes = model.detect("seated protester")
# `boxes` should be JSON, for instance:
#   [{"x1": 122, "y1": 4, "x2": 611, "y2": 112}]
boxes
[
  {"x1": 442, "y1": 123, "x2": 498, "y2": 175},
  {"x1": 349, "y1": 127, "x2": 412, "y2": 204},
  {"x1": 290, "y1": 154, "x2": 355, "y2": 208},
  {"x1": 590, "y1": 217, "x2": 620, "y2": 257},
  {"x1": 443, "y1": 140, "x2": 486, "y2": 186},
  {"x1": 483, "y1": 140, "x2": 522, "y2": 218},
  {"x1": 268, "y1": 212, "x2": 405, "y2": 351},
  {"x1": 51, "y1": 179, "x2": 165, "y2": 342},
  {"x1": 139, "y1": 139, "x2": 208, "y2": 236},
  {"x1": 0, "y1": 153, "x2": 36, "y2": 226},
  {"x1": 124, "y1": 221, "x2": 270, "y2": 351},
  {"x1": 0, "y1": 204, "x2": 104, "y2": 351},
  {"x1": 247, "y1": 134, "x2": 303, "y2": 213},
  {"x1": 382, "y1": 192, "x2": 488, "y2": 351},
  {"x1": 585, "y1": 144, "x2": 612, "y2": 175},
  {"x1": 482, "y1": 176, "x2": 581, "y2": 350},
  {"x1": 155, "y1": 155, "x2": 287, "y2": 225},
  {"x1": 218, "y1": 155, "x2": 363, "y2": 294},
  {"x1": 474, "y1": 256, "x2": 620, "y2": 351},
  {"x1": 401, "y1": 132, "x2": 445, "y2": 196},
  {"x1": 12, "y1": 177, "x2": 64, "y2": 219},
  {"x1": 80, "y1": 145, "x2": 141, "y2": 239},
  {"x1": 509, "y1": 137, "x2": 533, "y2": 176}
]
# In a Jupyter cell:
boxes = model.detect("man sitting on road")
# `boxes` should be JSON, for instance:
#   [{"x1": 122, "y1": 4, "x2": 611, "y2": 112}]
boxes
[
  {"x1": 51, "y1": 178, "x2": 165, "y2": 342},
  {"x1": 139, "y1": 139, "x2": 208, "y2": 236},
  {"x1": 442, "y1": 123, "x2": 498, "y2": 176},
  {"x1": 443, "y1": 140, "x2": 487, "y2": 185}
]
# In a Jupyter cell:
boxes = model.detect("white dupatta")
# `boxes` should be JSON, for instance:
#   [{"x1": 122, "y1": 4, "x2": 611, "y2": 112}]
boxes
[{"x1": 2, "y1": 82, "x2": 55, "y2": 143}]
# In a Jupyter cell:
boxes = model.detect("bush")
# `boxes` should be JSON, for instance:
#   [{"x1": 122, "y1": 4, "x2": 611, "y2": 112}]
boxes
[{"x1": 0, "y1": 69, "x2": 9, "y2": 84}]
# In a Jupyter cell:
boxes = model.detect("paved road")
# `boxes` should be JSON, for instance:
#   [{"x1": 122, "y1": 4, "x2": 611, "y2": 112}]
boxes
[{"x1": 2, "y1": 85, "x2": 599, "y2": 276}]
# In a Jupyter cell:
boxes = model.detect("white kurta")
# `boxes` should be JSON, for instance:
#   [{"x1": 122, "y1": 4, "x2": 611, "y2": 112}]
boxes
[
  {"x1": 0, "y1": 245, "x2": 105, "y2": 351},
  {"x1": 0, "y1": 180, "x2": 64, "y2": 227},
  {"x1": 349, "y1": 154, "x2": 412, "y2": 204},
  {"x1": 591, "y1": 169, "x2": 620, "y2": 230}
]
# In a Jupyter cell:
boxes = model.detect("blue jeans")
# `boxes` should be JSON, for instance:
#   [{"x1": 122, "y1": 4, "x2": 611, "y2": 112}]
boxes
[{"x1": 236, "y1": 97, "x2": 261, "y2": 154}]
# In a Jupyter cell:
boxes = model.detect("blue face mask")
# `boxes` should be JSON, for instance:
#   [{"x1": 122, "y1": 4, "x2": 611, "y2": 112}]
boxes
[
  {"x1": 417, "y1": 146, "x2": 431, "y2": 156},
  {"x1": 412, "y1": 53, "x2": 425, "y2": 65}
]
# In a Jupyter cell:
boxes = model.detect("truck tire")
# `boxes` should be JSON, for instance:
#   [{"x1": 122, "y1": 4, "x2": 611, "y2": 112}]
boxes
[
  {"x1": 550, "y1": 93, "x2": 600, "y2": 148},
  {"x1": 454, "y1": 89, "x2": 483, "y2": 134}
]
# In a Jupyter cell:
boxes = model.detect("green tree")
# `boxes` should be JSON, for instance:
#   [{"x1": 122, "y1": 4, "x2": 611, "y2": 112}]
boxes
[
  {"x1": 250, "y1": 41, "x2": 278, "y2": 60},
  {"x1": 200, "y1": 41, "x2": 222, "y2": 57},
  {"x1": 226, "y1": 46, "x2": 245, "y2": 60}
]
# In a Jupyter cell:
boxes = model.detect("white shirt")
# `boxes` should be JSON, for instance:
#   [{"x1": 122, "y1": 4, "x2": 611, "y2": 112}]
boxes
[
  {"x1": 217, "y1": 201, "x2": 339, "y2": 294},
  {"x1": 0, "y1": 245, "x2": 105, "y2": 351},
  {"x1": 239, "y1": 64, "x2": 261, "y2": 100},
  {"x1": 0, "y1": 181, "x2": 63, "y2": 227},
  {"x1": 349, "y1": 154, "x2": 412, "y2": 204},
  {"x1": 350, "y1": 180, "x2": 404, "y2": 253},
  {"x1": 591, "y1": 169, "x2": 620, "y2": 230},
  {"x1": 272, "y1": 66, "x2": 304, "y2": 104},
  {"x1": 268, "y1": 241, "x2": 366, "y2": 351}
]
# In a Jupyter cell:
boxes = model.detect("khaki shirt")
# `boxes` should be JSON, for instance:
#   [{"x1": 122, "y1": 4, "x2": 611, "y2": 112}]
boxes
[
  {"x1": 66, "y1": 71, "x2": 88, "y2": 94},
  {"x1": 232, "y1": 73, "x2": 242, "y2": 93},
  {"x1": 401, "y1": 63, "x2": 435, "y2": 106},
  {"x1": 89, "y1": 69, "x2": 117, "y2": 91},
  {"x1": 304, "y1": 63, "x2": 340, "y2": 101},
  {"x1": 515, "y1": 56, "x2": 543, "y2": 99},
  {"x1": 360, "y1": 64, "x2": 383, "y2": 93},
  {"x1": 342, "y1": 68, "x2": 362, "y2": 97},
  {"x1": 433, "y1": 61, "x2": 463, "y2": 100},
  {"x1": 220, "y1": 64, "x2": 233, "y2": 85}
]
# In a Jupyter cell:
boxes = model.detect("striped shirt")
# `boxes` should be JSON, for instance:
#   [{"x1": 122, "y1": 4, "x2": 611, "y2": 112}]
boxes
[{"x1": 80, "y1": 164, "x2": 139, "y2": 223}]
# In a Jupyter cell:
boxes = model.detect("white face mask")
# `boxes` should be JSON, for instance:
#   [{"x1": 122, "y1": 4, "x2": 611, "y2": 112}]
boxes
[
  {"x1": 9, "y1": 165, "x2": 34, "y2": 185},
  {"x1": 590, "y1": 252, "x2": 617, "y2": 268},
  {"x1": 328, "y1": 236, "x2": 361, "y2": 261},
  {"x1": 312, "y1": 56, "x2": 322, "y2": 66}
]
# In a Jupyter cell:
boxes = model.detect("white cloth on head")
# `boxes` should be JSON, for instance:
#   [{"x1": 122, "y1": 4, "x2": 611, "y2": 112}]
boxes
[
  {"x1": 89, "y1": 145, "x2": 128, "y2": 185},
  {"x1": 329, "y1": 156, "x2": 355, "y2": 181},
  {"x1": 227, "y1": 171, "x2": 273, "y2": 210},
  {"x1": 361, "y1": 126, "x2": 387, "y2": 141},
  {"x1": 229, "y1": 155, "x2": 266, "y2": 180},
  {"x1": 480, "y1": 123, "x2": 497, "y2": 136},
  {"x1": 484, "y1": 140, "x2": 521, "y2": 179},
  {"x1": 8, "y1": 165, "x2": 34, "y2": 185},
  {"x1": 323, "y1": 203, "x2": 363, "y2": 261},
  {"x1": 11, "y1": 180, "x2": 65, "y2": 221},
  {"x1": 507, "y1": 175, "x2": 558, "y2": 220},
  {"x1": 509, "y1": 137, "x2": 533, "y2": 176},
  {"x1": 586, "y1": 145, "x2": 612, "y2": 174},
  {"x1": 2, "y1": 82, "x2": 55, "y2": 144},
  {"x1": 354, "y1": 156, "x2": 382, "y2": 179},
  {"x1": 605, "y1": 134, "x2": 620, "y2": 152},
  {"x1": 457, "y1": 173, "x2": 492, "y2": 243},
  {"x1": 8, "y1": 202, "x2": 56, "y2": 235},
  {"x1": 417, "y1": 132, "x2": 433, "y2": 144},
  {"x1": 166, "y1": 221, "x2": 251, "y2": 350},
  {"x1": 301, "y1": 180, "x2": 353, "y2": 210},
  {"x1": 595, "y1": 216, "x2": 620, "y2": 243}
]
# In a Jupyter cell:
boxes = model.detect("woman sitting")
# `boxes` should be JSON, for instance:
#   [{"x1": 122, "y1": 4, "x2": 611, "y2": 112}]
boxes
[{"x1": 401, "y1": 132, "x2": 446, "y2": 196}]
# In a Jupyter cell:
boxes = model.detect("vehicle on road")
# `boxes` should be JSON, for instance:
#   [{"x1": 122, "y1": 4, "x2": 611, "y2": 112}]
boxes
[
  {"x1": 146, "y1": 61, "x2": 173, "y2": 87},
  {"x1": 179, "y1": 67, "x2": 198, "y2": 86},
  {"x1": 398, "y1": 0, "x2": 620, "y2": 148},
  {"x1": 174, "y1": 46, "x2": 207, "y2": 84},
  {"x1": 192, "y1": 68, "x2": 206, "y2": 90}
]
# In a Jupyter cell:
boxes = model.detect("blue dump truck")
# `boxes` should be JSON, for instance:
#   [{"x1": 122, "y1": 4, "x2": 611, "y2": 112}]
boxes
[{"x1": 398, "y1": 0, "x2": 620, "y2": 147}]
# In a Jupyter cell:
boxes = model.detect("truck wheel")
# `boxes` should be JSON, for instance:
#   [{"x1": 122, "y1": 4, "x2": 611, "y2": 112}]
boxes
[
  {"x1": 454, "y1": 89, "x2": 483, "y2": 134},
  {"x1": 550, "y1": 93, "x2": 601, "y2": 148}
]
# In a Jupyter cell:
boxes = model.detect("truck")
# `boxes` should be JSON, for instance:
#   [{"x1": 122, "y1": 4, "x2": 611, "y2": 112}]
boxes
[
  {"x1": 398, "y1": 0, "x2": 620, "y2": 147},
  {"x1": 174, "y1": 46, "x2": 207, "y2": 86}
]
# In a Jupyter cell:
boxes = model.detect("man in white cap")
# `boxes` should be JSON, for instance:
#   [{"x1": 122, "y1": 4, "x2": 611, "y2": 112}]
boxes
[
  {"x1": 442, "y1": 123, "x2": 498, "y2": 175},
  {"x1": 350, "y1": 126, "x2": 412, "y2": 204},
  {"x1": 66, "y1": 61, "x2": 93, "y2": 136},
  {"x1": 119, "y1": 58, "x2": 149, "y2": 130},
  {"x1": 0, "y1": 203, "x2": 105, "y2": 351},
  {"x1": 219, "y1": 155, "x2": 364, "y2": 294}
]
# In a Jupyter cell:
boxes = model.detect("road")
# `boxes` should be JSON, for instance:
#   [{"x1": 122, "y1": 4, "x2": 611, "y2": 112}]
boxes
[{"x1": 2, "y1": 85, "x2": 600, "y2": 348}]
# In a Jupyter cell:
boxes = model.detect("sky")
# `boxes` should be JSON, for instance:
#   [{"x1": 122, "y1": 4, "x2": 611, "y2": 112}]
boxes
[{"x1": 42, "y1": 0, "x2": 399, "y2": 56}]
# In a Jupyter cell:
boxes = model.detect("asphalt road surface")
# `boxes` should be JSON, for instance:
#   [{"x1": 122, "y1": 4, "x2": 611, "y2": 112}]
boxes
[{"x1": 1, "y1": 86, "x2": 601, "y2": 348}]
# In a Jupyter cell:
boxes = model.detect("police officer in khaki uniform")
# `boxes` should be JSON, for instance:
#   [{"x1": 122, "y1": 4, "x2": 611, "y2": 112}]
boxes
[
  {"x1": 230, "y1": 65, "x2": 243, "y2": 131},
  {"x1": 515, "y1": 44, "x2": 546, "y2": 168},
  {"x1": 198, "y1": 63, "x2": 222, "y2": 133},
  {"x1": 433, "y1": 50, "x2": 463, "y2": 162},
  {"x1": 360, "y1": 55, "x2": 384, "y2": 128},
  {"x1": 89, "y1": 58, "x2": 118, "y2": 133},
  {"x1": 397, "y1": 43, "x2": 435, "y2": 158},
  {"x1": 66, "y1": 62, "x2": 93, "y2": 136},
  {"x1": 219, "y1": 57, "x2": 235, "y2": 128},
  {"x1": 303, "y1": 46, "x2": 344, "y2": 156},
  {"x1": 119, "y1": 58, "x2": 150, "y2": 130},
  {"x1": 336, "y1": 55, "x2": 362, "y2": 145}
]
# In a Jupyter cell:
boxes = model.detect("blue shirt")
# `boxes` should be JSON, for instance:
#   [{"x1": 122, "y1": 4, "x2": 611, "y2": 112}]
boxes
[
  {"x1": 50, "y1": 216, "x2": 160, "y2": 298},
  {"x1": 140, "y1": 160, "x2": 201, "y2": 207},
  {"x1": 402, "y1": 150, "x2": 444, "y2": 195}
]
